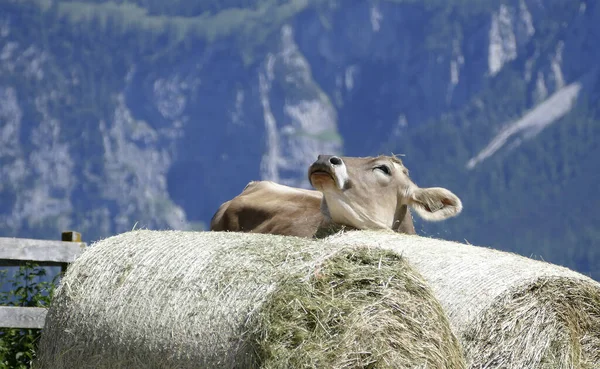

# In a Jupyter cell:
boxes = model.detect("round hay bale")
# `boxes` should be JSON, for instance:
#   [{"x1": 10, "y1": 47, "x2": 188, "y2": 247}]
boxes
[
  {"x1": 326, "y1": 231, "x2": 600, "y2": 369},
  {"x1": 36, "y1": 230, "x2": 464, "y2": 369}
]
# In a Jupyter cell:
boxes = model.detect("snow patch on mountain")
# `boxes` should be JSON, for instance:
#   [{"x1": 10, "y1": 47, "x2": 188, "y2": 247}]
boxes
[{"x1": 466, "y1": 82, "x2": 582, "y2": 169}]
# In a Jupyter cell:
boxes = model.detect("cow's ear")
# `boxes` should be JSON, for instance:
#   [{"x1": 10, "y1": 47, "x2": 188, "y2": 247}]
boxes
[{"x1": 408, "y1": 187, "x2": 462, "y2": 221}]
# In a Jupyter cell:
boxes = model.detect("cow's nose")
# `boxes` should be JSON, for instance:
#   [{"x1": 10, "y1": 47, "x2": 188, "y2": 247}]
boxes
[
  {"x1": 316, "y1": 155, "x2": 343, "y2": 167},
  {"x1": 313, "y1": 155, "x2": 344, "y2": 168},
  {"x1": 329, "y1": 156, "x2": 342, "y2": 166}
]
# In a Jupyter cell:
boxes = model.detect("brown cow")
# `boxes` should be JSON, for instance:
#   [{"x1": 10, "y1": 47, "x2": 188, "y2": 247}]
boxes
[
  {"x1": 210, "y1": 155, "x2": 462, "y2": 238},
  {"x1": 210, "y1": 181, "x2": 326, "y2": 237}
]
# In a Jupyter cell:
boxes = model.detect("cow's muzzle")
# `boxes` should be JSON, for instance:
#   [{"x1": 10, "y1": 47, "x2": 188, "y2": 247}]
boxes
[{"x1": 308, "y1": 155, "x2": 347, "y2": 190}]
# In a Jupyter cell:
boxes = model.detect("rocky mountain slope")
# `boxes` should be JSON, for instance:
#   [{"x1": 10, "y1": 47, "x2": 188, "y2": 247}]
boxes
[{"x1": 0, "y1": 0, "x2": 598, "y2": 278}]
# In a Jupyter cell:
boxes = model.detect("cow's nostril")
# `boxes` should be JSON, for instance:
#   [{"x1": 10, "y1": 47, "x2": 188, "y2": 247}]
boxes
[{"x1": 329, "y1": 156, "x2": 342, "y2": 166}]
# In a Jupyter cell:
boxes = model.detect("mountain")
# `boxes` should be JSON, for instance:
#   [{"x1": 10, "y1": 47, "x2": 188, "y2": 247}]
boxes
[{"x1": 0, "y1": 0, "x2": 598, "y2": 278}]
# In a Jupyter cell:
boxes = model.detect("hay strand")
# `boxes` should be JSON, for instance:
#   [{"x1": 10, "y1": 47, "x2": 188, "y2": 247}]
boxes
[
  {"x1": 326, "y1": 230, "x2": 600, "y2": 369},
  {"x1": 36, "y1": 230, "x2": 464, "y2": 369}
]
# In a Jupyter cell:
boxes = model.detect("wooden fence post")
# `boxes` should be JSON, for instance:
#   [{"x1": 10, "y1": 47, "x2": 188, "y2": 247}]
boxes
[{"x1": 61, "y1": 231, "x2": 82, "y2": 274}]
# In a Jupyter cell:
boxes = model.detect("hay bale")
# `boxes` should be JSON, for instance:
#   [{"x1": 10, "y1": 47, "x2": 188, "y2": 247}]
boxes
[
  {"x1": 36, "y1": 230, "x2": 464, "y2": 369},
  {"x1": 326, "y1": 231, "x2": 600, "y2": 368}
]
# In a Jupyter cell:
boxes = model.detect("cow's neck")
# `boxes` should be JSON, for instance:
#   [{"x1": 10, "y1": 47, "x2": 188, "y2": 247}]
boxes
[
  {"x1": 392, "y1": 204, "x2": 416, "y2": 234},
  {"x1": 315, "y1": 199, "x2": 355, "y2": 238},
  {"x1": 315, "y1": 199, "x2": 416, "y2": 237}
]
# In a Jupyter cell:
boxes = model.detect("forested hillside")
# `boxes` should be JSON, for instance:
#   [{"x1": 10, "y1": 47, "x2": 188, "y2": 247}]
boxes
[{"x1": 0, "y1": 0, "x2": 598, "y2": 278}]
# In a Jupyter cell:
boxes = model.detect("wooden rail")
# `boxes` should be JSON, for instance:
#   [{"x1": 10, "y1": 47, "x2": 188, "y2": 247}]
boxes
[{"x1": 0, "y1": 231, "x2": 87, "y2": 329}]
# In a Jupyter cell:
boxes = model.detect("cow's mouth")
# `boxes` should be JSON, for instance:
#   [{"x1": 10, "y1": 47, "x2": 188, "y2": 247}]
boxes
[
  {"x1": 309, "y1": 170, "x2": 334, "y2": 184},
  {"x1": 310, "y1": 169, "x2": 332, "y2": 178},
  {"x1": 308, "y1": 165, "x2": 335, "y2": 188}
]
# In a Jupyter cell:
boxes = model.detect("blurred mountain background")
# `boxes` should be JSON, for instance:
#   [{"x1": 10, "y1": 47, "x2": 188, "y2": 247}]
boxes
[{"x1": 0, "y1": 0, "x2": 598, "y2": 278}]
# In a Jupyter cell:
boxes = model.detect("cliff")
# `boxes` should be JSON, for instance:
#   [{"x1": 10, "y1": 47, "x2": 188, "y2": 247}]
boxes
[{"x1": 0, "y1": 0, "x2": 598, "y2": 277}]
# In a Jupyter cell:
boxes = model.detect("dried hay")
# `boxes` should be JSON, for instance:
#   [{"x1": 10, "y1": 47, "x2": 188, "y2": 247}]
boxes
[
  {"x1": 36, "y1": 230, "x2": 464, "y2": 369},
  {"x1": 462, "y1": 277, "x2": 600, "y2": 368},
  {"x1": 326, "y1": 230, "x2": 600, "y2": 369},
  {"x1": 254, "y1": 247, "x2": 464, "y2": 369}
]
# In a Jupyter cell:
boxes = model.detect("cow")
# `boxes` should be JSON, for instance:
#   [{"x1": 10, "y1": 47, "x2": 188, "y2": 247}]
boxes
[{"x1": 210, "y1": 154, "x2": 462, "y2": 238}]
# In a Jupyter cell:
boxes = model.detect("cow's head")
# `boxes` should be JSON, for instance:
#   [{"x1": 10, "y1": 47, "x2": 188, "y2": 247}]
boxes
[{"x1": 308, "y1": 154, "x2": 462, "y2": 230}]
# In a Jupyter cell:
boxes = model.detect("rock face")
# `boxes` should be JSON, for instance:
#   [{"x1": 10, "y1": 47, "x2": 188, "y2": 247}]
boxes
[
  {"x1": 0, "y1": 2, "x2": 342, "y2": 240},
  {"x1": 0, "y1": 1, "x2": 598, "y2": 277}
]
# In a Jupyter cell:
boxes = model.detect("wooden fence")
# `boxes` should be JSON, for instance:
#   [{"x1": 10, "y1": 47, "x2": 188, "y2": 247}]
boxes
[{"x1": 0, "y1": 231, "x2": 87, "y2": 329}]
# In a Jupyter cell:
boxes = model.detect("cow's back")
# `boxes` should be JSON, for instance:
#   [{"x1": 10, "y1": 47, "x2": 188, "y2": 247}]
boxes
[{"x1": 210, "y1": 181, "x2": 324, "y2": 237}]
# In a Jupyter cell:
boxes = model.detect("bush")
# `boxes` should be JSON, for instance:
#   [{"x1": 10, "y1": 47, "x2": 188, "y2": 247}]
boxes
[{"x1": 0, "y1": 264, "x2": 59, "y2": 369}]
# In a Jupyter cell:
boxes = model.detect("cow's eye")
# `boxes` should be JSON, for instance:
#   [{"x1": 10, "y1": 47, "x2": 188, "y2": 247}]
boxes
[{"x1": 375, "y1": 165, "x2": 391, "y2": 175}]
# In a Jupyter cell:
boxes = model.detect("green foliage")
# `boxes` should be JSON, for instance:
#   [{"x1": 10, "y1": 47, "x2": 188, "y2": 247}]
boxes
[
  {"x1": 23, "y1": 0, "x2": 323, "y2": 65},
  {"x1": 57, "y1": 0, "x2": 288, "y2": 17},
  {"x1": 0, "y1": 264, "x2": 59, "y2": 369},
  {"x1": 389, "y1": 70, "x2": 600, "y2": 279}
]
